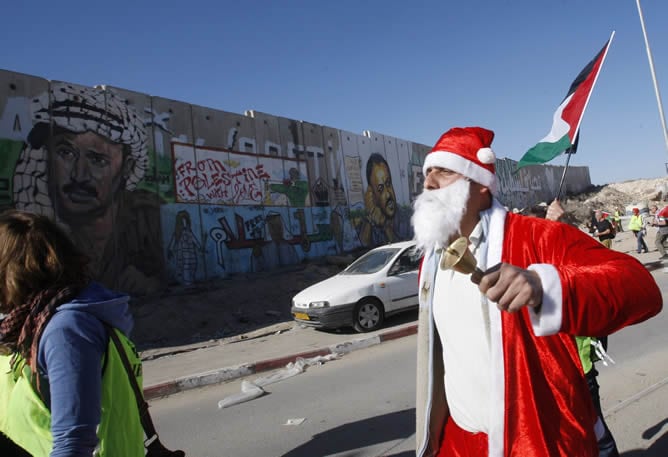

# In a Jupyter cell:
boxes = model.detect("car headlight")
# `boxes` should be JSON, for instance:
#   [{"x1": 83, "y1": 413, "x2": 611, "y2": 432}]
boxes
[{"x1": 309, "y1": 301, "x2": 329, "y2": 308}]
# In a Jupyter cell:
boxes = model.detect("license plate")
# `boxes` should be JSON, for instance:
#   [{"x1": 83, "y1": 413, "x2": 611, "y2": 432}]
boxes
[{"x1": 293, "y1": 312, "x2": 310, "y2": 321}]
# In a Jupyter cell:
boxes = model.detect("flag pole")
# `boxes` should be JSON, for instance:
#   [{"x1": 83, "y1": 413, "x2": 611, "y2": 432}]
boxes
[
  {"x1": 554, "y1": 29, "x2": 614, "y2": 201},
  {"x1": 555, "y1": 153, "x2": 572, "y2": 201},
  {"x1": 636, "y1": 0, "x2": 668, "y2": 157},
  {"x1": 555, "y1": 133, "x2": 579, "y2": 200}
]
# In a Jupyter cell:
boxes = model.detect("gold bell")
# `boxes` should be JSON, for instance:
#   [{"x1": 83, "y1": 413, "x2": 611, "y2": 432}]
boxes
[{"x1": 439, "y1": 236, "x2": 478, "y2": 275}]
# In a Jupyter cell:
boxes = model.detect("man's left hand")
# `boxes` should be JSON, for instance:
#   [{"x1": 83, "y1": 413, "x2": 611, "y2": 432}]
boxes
[
  {"x1": 473, "y1": 263, "x2": 543, "y2": 313},
  {"x1": 546, "y1": 199, "x2": 565, "y2": 222}
]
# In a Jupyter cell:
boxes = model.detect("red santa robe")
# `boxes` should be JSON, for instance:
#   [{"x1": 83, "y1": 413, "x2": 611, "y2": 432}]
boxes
[{"x1": 415, "y1": 200, "x2": 662, "y2": 457}]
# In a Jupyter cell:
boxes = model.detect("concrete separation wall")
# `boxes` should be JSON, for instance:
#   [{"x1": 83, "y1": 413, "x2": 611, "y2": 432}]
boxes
[{"x1": 0, "y1": 69, "x2": 591, "y2": 295}]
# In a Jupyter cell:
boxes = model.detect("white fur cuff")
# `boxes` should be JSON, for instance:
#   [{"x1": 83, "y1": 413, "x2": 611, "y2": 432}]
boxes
[{"x1": 527, "y1": 263, "x2": 562, "y2": 336}]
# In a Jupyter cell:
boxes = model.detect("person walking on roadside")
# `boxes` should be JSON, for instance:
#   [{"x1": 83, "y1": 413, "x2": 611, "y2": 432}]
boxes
[
  {"x1": 628, "y1": 208, "x2": 649, "y2": 254},
  {"x1": 613, "y1": 209, "x2": 623, "y2": 233},
  {"x1": 593, "y1": 210, "x2": 615, "y2": 248},
  {"x1": 653, "y1": 205, "x2": 668, "y2": 259},
  {"x1": 0, "y1": 210, "x2": 183, "y2": 457},
  {"x1": 411, "y1": 126, "x2": 662, "y2": 457}
]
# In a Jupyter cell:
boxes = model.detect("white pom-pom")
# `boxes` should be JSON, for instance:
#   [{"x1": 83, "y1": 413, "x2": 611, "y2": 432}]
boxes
[{"x1": 477, "y1": 147, "x2": 495, "y2": 164}]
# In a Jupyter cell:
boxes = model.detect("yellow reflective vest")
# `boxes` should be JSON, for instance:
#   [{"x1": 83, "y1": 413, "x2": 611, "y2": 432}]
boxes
[
  {"x1": 0, "y1": 328, "x2": 144, "y2": 457},
  {"x1": 628, "y1": 214, "x2": 643, "y2": 232}
]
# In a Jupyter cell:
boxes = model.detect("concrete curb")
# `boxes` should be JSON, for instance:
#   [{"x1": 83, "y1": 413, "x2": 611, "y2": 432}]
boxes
[{"x1": 143, "y1": 323, "x2": 418, "y2": 401}]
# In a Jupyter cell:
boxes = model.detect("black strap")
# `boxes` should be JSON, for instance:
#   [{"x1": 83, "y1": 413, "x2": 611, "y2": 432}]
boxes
[
  {"x1": 106, "y1": 326, "x2": 158, "y2": 441},
  {"x1": 105, "y1": 325, "x2": 184, "y2": 456}
]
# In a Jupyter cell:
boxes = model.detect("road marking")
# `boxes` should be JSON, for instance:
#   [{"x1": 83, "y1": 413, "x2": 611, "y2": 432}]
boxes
[{"x1": 604, "y1": 375, "x2": 668, "y2": 417}]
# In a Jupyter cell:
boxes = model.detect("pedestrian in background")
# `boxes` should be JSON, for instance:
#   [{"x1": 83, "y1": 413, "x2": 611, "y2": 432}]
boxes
[
  {"x1": 613, "y1": 209, "x2": 623, "y2": 233},
  {"x1": 653, "y1": 205, "x2": 668, "y2": 259},
  {"x1": 0, "y1": 210, "x2": 183, "y2": 457},
  {"x1": 628, "y1": 208, "x2": 648, "y2": 254},
  {"x1": 593, "y1": 210, "x2": 615, "y2": 248}
]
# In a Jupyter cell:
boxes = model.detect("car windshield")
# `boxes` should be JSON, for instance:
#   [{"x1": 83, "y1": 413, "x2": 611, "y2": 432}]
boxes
[{"x1": 342, "y1": 248, "x2": 401, "y2": 274}]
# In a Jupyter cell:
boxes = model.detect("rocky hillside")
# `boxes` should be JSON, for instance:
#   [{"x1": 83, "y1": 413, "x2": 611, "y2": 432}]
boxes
[{"x1": 556, "y1": 177, "x2": 668, "y2": 226}]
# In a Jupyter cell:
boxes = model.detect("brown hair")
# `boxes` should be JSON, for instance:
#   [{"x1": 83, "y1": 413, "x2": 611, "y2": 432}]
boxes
[{"x1": 0, "y1": 210, "x2": 89, "y2": 312}]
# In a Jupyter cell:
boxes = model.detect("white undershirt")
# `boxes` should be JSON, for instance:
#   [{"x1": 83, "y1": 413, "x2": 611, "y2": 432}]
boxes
[{"x1": 432, "y1": 217, "x2": 492, "y2": 433}]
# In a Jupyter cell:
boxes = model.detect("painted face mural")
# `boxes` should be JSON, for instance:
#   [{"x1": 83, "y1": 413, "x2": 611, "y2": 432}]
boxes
[
  {"x1": 368, "y1": 159, "x2": 396, "y2": 219},
  {"x1": 49, "y1": 131, "x2": 130, "y2": 220},
  {"x1": 11, "y1": 82, "x2": 163, "y2": 295},
  {"x1": 359, "y1": 153, "x2": 398, "y2": 247}
]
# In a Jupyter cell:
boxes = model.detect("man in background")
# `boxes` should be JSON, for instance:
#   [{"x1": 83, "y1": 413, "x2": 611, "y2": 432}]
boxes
[
  {"x1": 593, "y1": 210, "x2": 615, "y2": 248},
  {"x1": 653, "y1": 204, "x2": 668, "y2": 259}
]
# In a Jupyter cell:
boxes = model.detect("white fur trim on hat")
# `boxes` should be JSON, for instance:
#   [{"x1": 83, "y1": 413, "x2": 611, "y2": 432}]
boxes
[{"x1": 423, "y1": 150, "x2": 497, "y2": 191}]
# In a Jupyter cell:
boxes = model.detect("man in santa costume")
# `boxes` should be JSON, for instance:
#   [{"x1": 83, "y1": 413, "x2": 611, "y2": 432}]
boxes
[{"x1": 412, "y1": 126, "x2": 662, "y2": 457}]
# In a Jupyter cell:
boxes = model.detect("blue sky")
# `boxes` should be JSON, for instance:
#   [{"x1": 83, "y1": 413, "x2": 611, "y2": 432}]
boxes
[{"x1": 2, "y1": 0, "x2": 667, "y2": 185}]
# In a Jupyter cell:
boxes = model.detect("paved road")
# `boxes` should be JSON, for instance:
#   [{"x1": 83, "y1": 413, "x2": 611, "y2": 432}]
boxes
[
  {"x1": 150, "y1": 306, "x2": 668, "y2": 456},
  {"x1": 151, "y1": 336, "x2": 417, "y2": 457}
]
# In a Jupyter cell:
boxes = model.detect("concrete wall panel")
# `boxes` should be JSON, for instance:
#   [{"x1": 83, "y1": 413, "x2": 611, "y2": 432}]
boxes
[
  {"x1": 246, "y1": 110, "x2": 282, "y2": 157},
  {"x1": 0, "y1": 70, "x2": 49, "y2": 210}
]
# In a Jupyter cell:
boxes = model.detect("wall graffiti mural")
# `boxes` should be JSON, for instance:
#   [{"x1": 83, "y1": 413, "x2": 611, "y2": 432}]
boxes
[
  {"x1": 359, "y1": 153, "x2": 399, "y2": 246},
  {"x1": 173, "y1": 143, "x2": 309, "y2": 207},
  {"x1": 3, "y1": 80, "x2": 164, "y2": 295},
  {"x1": 167, "y1": 210, "x2": 204, "y2": 285},
  {"x1": 0, "y1": 69, "x2": 592, "y2": 294}
]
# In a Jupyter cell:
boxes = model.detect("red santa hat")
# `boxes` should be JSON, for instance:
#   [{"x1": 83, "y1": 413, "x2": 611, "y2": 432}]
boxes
[{"x1": 423, "y1": 126, "x2": 497, "y2": 192}]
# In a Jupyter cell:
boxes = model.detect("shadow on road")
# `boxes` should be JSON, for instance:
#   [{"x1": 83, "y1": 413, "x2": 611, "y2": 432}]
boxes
[
  {"x1": 620, "y1": 417, "x2": 668, "y2": 457},
  {"x1": 280, "y1": 408, "x2": 415, "y2": 457},
  {"x1": 314, "y1": 309, "x2": 418, "y2": 337},
  {"x1": 644, "y1": 260, "x2": 666, "y2": 273}
]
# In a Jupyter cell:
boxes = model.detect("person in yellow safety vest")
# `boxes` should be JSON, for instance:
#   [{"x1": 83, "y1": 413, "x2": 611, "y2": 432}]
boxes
[
  {"x1": 0, "y1": 210, "x2": 182, "y2": 457},
  {"x1": 628, "y1": 208, "x2": 649, "y2": 254},
  {"x1": 613, "y1": 209, "x2": 623, "y2": 233}
]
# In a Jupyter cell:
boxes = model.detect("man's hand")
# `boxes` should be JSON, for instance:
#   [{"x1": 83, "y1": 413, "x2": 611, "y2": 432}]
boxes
[
  {"x1": 546, "y1": 199, "x2": 565, "y2": 222},
  {"x1": 472, "y1": 263, "x2": 543, "y2": 313}
]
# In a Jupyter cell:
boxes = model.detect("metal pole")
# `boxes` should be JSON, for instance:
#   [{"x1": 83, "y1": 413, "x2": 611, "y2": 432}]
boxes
[
  {"x1": 636, "y1": 0, "x2": 668, "y2": 158},
  {"x1": 555, "y1": 151, "x2": 572, "y2": 201}
]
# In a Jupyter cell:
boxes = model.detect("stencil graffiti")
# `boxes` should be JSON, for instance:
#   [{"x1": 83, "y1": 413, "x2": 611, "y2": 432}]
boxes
[{"x1": 167, "y1": 210, "x2": 204, "y2": 285}]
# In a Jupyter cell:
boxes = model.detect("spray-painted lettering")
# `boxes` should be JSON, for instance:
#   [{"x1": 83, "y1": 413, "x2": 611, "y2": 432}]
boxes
[{"x1": 175, "y1": 156, "x2": 270, "y2": 204}]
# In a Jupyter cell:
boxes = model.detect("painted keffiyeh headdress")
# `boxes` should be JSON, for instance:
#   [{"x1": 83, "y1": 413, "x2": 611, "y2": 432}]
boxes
[{"x1": 13, "y1": 83, "x2": 149, "y2": 217}]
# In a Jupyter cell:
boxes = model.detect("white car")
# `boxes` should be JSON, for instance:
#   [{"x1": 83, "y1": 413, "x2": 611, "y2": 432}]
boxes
[{"x1": 291, "y1": 241, "x2": 420, "y2": 332}]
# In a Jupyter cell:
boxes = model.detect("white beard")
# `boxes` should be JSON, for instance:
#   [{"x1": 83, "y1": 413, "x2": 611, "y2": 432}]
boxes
[{"x1": 411, "y1": 178, "x2": 470, "y2": 253}]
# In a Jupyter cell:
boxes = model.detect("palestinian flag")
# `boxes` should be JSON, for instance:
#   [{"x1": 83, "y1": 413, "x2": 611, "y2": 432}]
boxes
[{"x1": 516, "y1": 32, "x2": 614, "y2": 170}]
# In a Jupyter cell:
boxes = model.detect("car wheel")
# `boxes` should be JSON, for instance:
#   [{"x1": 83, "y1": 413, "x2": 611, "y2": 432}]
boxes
[{"x1": 353, "y1": 299, "x2": 384, "y2": 333}]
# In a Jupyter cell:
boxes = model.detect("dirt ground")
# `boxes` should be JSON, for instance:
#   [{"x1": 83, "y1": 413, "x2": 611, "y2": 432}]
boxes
[
  {"x1": 131, "y1": 261, "x2": 344, "y2": 351},
  {"x1": 131, "y1": 177, "x2": 668, "y2": 352}
]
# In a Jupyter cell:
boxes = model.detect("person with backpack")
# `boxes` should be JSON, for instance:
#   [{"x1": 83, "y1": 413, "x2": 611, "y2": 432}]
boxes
[
  {"x1": 628, "y1": 207, "x2": 649, "y2": 254},
  {"x1": 0, "y1": 210, "x2": 183, "y2": 457},
  {"x1": 593, "y1": 210, "x2": 615, "y2": 248}
]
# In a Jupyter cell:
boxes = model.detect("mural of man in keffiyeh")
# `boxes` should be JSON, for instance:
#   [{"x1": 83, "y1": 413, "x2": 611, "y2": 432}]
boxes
[{"x1": 13, "y1": 82, "x2": 164, "y2": 295}]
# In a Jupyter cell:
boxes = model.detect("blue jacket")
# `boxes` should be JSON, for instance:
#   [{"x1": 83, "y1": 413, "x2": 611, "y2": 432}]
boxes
[{"x1": 36, "y1": 282, "x2": 134, "y2": 457}]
